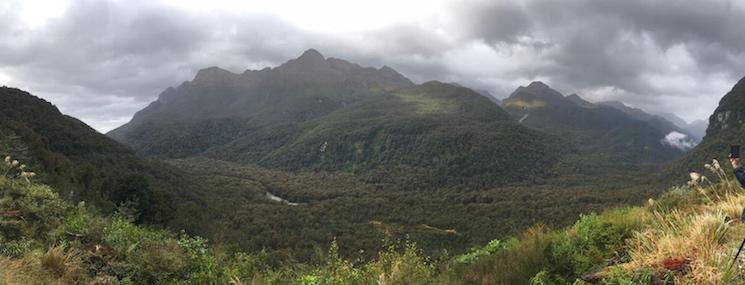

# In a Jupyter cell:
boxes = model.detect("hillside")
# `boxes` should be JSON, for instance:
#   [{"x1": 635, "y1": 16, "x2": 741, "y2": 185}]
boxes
[
  {"x1": 502, "y1": 82, "x2": 686, "y2": 173},
  {"x1": 3, "y1": 131, "x2": 744, "y2": 284},
  {"x1": 0, "y1": 85, "x2": 676, "y2": 265},
  {"x1": 597, "y1": 100, "x2": 692, "y2": 140},
  {"x1": 671, "y1": 76, "x2": 745, "y2": 178},
  {"x1": 108, "y1": 50, "x2": 570, "y2": 189},
  {"x1": 0, "y1": 87, "x2": 202, "y2": 226}
]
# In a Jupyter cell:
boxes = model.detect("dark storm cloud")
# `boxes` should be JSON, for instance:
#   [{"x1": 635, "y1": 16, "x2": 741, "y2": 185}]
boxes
[
  {"x1": 448, "y1": 0, "x2": 745, "y2": 120},
  {"x1": 450, "y1": 0, "x2": 531, "y2": 44},
  {"x1": 1, "y1": 0, "x2": 744, "y2": 131}
]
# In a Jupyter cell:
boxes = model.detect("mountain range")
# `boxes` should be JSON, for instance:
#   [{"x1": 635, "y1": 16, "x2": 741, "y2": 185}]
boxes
[
  {"x1": 500, "y1": 81, "x2": 691, "y2": 178},
  {"x1": 107, "y1": 49, "x2": 703, "y2": 189},
  {"x1": 109, "y1": 49, "x2": 571, "y2": 189},
  {"x1": 2, "y1": 49, "x2": 738, "y2": 263}
]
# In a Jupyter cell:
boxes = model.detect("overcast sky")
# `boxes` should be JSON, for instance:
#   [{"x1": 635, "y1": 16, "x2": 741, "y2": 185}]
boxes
[{"x1": 1, "y1": 0, "x2": 744, "y2": 132}]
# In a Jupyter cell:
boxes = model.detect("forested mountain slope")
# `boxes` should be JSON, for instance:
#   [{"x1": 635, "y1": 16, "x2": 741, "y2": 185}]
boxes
[
  {"x1": 502, "y1": 82, "x2": 686, "y2": 173},
  {"x1": 108, "y1": 50, "x2": 571, "y2": 189}
]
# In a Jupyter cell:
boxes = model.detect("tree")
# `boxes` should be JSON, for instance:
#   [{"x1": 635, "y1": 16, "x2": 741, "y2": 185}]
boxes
[{"x1": 110, "y1": 174, "x2": 153, "y2": 224}]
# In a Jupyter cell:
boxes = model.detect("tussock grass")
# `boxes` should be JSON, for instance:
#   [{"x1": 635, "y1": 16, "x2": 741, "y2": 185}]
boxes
[{"x1": 605, "y1": 160, "x2": 745, "y2": 284}]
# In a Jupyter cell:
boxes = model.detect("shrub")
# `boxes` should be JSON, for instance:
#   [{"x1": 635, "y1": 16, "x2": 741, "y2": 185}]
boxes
[
  {"x1": 454, "y1": 239, "x2": 509, "y2": 265},
  {"x1": 369, "y1": 241, "x2": 435, "y2": 285},
  {"x1": 178, "y1": 234, "x2": 221, "y2": 284},
  {"x1": 454, "y1": 226, "x2": 553, "y2": 285},
  {"x1": 529, "y1": 270, "x2": 569, "y2": 285},
  {"x1": 104, "y1": 214, "x2": 165, "y2": 254},
  {"x1": 62, "y1": 202, "x2": 92, "y2": 238},
  {"x1": 140, "y1": 239, "x2": 188, "y2": 281},
  {"x1": 0, "y1": 239, "x2": 31, "y2": 257},
  {"x1": 312, "y1": 239, "x2": 369, "y2": 284},
  {"x1": 40, "y1": 245, "x2": 87, "y2": 283}
]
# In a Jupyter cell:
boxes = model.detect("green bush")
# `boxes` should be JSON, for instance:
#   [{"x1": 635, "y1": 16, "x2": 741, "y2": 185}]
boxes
[
  {"x1": 62, "y1": 202, "x2": 91, "y2": 238},
  {"x1": 600, "y1": 267, "x2": 661, "y2": 285},
  {"x1": 454, "y1": 239, "x2": 510, "y2": 265},
  {"x1": 367, "y1": 241, "x2": 435, "y2": 285},
  {"x1": 452, "y1": 226, "x2": 553, "y2": 285},
  {"x1": 529, "y1": 270, "x2": 569, "y2": 285},
  {"x1": 178, "y1": 234, "x2": 221, "y2": 284}
]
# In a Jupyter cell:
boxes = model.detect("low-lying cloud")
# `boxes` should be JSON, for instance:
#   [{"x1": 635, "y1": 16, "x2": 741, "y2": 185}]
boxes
[{"x1": 662, "y1": 131, "x2": 697, "y2": 151}]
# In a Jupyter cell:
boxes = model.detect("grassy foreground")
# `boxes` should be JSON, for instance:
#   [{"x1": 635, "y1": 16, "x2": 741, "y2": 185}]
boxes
[{"x1": 3, "y1": 155, "x2": 745, "y2": 284}]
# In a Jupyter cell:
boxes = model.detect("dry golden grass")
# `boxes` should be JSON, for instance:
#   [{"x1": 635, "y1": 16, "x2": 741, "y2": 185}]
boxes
[
  {"x1": 616, "y1": 180, "x2": 745, "y2": 284},
  {"x1": 40, "y1": 246, "x2": 87, "y2": 284},
  {"x1": 0, "y1": 253, "x2": 57, "y2": 285}
]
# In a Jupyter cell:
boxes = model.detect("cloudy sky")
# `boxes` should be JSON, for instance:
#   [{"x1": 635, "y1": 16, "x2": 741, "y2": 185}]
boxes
[{"x1": 1, "y1": 0, "x2": 744, "y2": 132}]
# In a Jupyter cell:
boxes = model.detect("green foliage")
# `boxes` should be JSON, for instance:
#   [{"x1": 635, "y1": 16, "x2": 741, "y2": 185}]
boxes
[
  {"x1": 367, "y1": 241, "x2": 436, "y2": 285},
  {"x1": 529, "y1": 270, "x2": 569, "y2": 285},
  {"x1": 454, "y1": 239, "x2": 510, "y2": 264},
  {"x1": 0, "y1": 239, "x2": 31, "y2": 257},
  {"x1": 178, "y1": 235, "x2": 222, "y2": 283},
  {"x1": 451, "y1": 226, "x2": 554, "y2": 285},
  {"x1": 599, "y1": 267, "x2": 660, "y2": 285},
  {"x1": 62, "y1": 202, "x2": 92, "y2": 238},
  {"x1": 550, "y1": 208, "x2": 647, "y2": 278}
]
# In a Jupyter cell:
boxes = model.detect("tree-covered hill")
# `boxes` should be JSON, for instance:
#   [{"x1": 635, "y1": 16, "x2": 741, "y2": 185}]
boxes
[{"x1": 0, "y1": 87, "x2": 179, "y2": 222}]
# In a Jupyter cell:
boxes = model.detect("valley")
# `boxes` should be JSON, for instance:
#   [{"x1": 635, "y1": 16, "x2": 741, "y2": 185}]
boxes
[
  {"x1": 3, "y1": 1, "x2": 745, "y2": 283},
  {"x1": 2, "y1": 50, "x2": 707, "y2": 263}
]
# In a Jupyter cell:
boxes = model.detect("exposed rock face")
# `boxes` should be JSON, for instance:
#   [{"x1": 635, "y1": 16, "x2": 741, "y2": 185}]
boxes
[
  {"x1": 669, "y1": 76, "x2": 745, "y2": 178},
  {"x1": 707, "y1": 77, "x2": 745, "y2": 139}
]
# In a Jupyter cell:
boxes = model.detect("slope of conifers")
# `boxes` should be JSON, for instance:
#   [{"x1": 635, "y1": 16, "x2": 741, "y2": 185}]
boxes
[{"x1": 109, "y1": 50, "x2": 569, "y2": 189}]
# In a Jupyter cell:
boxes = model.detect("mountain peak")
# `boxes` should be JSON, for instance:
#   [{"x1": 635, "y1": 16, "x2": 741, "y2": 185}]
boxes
[
  {"x1": 526, "y1": 81, "x2": 551, "y2": 90},
  {"x1": 193, "y1": 66, "x2": 236, "y2": 84},
  {"x1": 298, "y1": 48, "x2": 325, "y2": 61},
  {"x1": 566, "y1": 93, "x2": 595, "y2": 108},
  {"x1": 508, "y1": 81, "x2": 564, "y2": 101}
]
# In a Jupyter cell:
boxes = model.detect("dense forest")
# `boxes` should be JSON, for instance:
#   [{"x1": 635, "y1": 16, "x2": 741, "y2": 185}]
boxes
[
  {"x1": 2, "y1": 144, "x2": 743, "y2": 284},
  {"x1": 0, "y1": 84, "x2": 680, "y2": 265}
]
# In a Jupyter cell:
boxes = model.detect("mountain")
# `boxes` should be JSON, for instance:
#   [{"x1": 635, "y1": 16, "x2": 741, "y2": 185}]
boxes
[
  {"x1": 684, "y1": 119, "x2": 708, "y2": 140},
  {"x1": 657, "y1": 111, "x2": 688, "y2": 128},
  {"x1": 566, "y1": 93, "x2": 595, "y2": 108},
  {"x1": 474, "y1": 88, "x2": 501, "y2": 105},
  {"x1": 596, "y1": 101, "x2": 693, "y2": 140},
  {"x1": 502, "y1": 82, "x2": 686, "y2": 170},
  {"x1": 672, "y1": 76, "x2": 745, "y2": 175},
  {"x1": 109, "y1": 50, "x2": 569, "y2": 189},
  {"x1": 655, "y1": 112, "x2": 708, "y2": 141},
  {"x1": 0, "y1": 86, "x2": 215, "y2": 227}
]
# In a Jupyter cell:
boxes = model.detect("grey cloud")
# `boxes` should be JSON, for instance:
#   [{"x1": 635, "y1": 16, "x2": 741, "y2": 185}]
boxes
[
  {"x1": 2, "y1": 0, "x2": 745, "y2": 131},
  {"x1": 451, "y1": 0, "x2": 531, "y2": 43}
]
